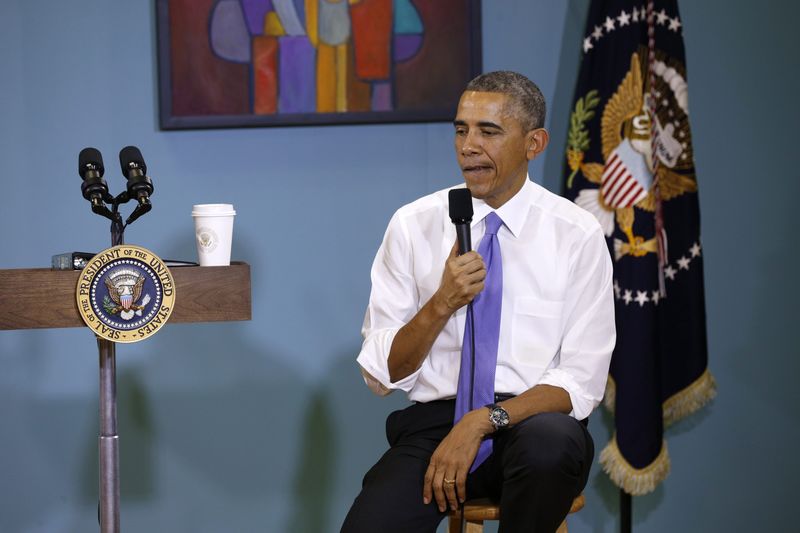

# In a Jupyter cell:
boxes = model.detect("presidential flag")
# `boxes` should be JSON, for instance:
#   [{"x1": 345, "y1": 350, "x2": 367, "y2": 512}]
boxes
[{"x1": 563, "y1": 0, "x2": 716, "y2": 495}]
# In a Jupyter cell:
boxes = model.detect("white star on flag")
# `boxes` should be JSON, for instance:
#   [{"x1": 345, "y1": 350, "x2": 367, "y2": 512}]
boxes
[
  {"x1": 656, "y1": 9, "x2": 669, "y2": 25},
  {"x1": 690, "y1": 242, "x2": 702, "y2": 257},
  {"x1": 665, "y1": 265, "x2": 677, "y2": 280},
  {"x1": 617, "y1": 10, "x2": 631, "y2": 26},
  {"x1": 593, "y1": 25, "x2": 604, "y2": 40},
  {"x1": 669, "y1": 17, "x2": 682, "y2": 32},
  {"x1": 604, "y1": 16, "x2": 616, "y2": 32},
  {"x1": 651, "y1": 290, "x2": 661, "y2": 305},
  {"x1": 639, "y1": 7, "x2": 647, "y2": 21},
  {"x1": 614, "y1": 280, "x2": 622, "y2": 298},
  {"x1": 584, "y1": 37, "x2": 593, "y2": 52},
  {"x1": 623, "y1": 290, "x2": 633, "y2": 305},
  {"x1": 635, "y1": 291, "x2": 650, "y2": 307},
  {"x1": 677, "y1": 256, "x2": 691, "y2": 270},
  {"x1": 632, "y1": 8, "x2": 639, "y2": 22}
]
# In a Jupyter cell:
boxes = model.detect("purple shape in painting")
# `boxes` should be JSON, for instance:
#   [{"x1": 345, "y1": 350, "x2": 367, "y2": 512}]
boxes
[
  {"x1": 278, "y1": 36, "x2": 315, "y2": 113},
  {"x1": 372, "y1": 82, "x2": 393, "y2": 112},
  {"x1": 210, "y1": 0, "x2": 251, "y2": 62},
  {"x1": 393, "y1": 34, "x2": 423, "y2": 62},
  {"x1": 240, "y1": 0, "x2": 273, "y2": 35}
]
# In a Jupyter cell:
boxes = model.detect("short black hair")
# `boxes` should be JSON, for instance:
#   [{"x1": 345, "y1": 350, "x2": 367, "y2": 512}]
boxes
[{"x1": 465, "y1": 71, "x2": 546, "y2": 131}]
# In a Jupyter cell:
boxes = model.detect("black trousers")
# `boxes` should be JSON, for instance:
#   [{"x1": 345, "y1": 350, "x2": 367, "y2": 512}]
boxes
[{"x1": 341, "y1": 400, "x2": 593, "y2": 533}]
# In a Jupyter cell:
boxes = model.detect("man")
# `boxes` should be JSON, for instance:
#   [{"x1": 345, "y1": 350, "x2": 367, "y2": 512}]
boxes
[{"x1": 342, "y1": 71, "x2": 615, "y2": 532}]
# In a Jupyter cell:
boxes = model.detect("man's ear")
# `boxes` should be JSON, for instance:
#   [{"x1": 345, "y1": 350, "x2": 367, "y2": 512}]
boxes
[{"x1": 526, "y1": 129, "x2": 550, "y2": 161}]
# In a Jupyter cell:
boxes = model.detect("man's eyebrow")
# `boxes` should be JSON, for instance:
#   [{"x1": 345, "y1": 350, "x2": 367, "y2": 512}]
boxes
[
  {"x1": 478, "y1": 121, "x2": 503, "y2": 130},
  {"x1": 452, "y1": 120, "x2": 504, "y2": 130}
]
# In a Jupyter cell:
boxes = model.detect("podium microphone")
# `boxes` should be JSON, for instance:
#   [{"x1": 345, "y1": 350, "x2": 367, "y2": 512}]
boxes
[
  {"x1": 448, "y1": 188, "x2": 473, "y2": 254},
  {"x1": 79, "y1": 147, "x2": 114, "y2": 219},
  {"x1": 119, "y1": 145, "x2": 153, "y2": 225}
]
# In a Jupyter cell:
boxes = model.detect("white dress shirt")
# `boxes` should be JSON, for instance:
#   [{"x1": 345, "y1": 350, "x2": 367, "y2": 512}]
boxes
[{"x1": 357, "y1": 178, "x2": 616, "y2": 420}]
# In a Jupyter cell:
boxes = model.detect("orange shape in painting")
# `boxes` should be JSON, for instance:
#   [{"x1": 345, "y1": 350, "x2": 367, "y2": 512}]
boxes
[
  {"x1": 305, "y1": 0, "x2": 319, "y2": 45},
  {"x1": 347, "y1": 43, "x2": 371, "y2": 112},
  {"x1": 317, "y1": 43, "x2": 337, "y2": 113},
  {"x1": 350, "y1": 0, "x2": 392, "y2": 80},
  {"x1": 253, "y1": 36, "x2": 278, "y2": 114}
]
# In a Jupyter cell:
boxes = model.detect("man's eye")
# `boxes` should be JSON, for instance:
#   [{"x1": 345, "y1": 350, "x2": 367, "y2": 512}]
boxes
[
  {"x1": 482, "y1": 130, "x2": 498, "y2": 136},
  {"x1": 455, "y1": 129, "x2": 467, "y2": 136}
]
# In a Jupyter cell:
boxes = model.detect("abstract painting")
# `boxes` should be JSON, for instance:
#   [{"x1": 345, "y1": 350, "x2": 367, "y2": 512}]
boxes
[{"x1": 156, "y1": 0, "x2": 482, "y2": 129}]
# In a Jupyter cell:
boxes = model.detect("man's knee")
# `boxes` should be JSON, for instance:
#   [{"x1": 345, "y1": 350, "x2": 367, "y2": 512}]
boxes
[
  {"x1": 341, "y1": 451, "x2": 443, "y2": 533},
  {"x1": 502, "y1": 412, "x2": 592, "y2": 482}
]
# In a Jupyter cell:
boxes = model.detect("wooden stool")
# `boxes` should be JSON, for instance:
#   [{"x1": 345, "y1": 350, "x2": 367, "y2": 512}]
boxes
[{"x1": 447, "y1": 494, "x2": 585, "y2": 533}]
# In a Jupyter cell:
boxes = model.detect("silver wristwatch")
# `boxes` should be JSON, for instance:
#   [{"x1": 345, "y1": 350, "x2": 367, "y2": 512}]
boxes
[{"x1": 486, "y1": 403, "x2": 510, "y2": 431}]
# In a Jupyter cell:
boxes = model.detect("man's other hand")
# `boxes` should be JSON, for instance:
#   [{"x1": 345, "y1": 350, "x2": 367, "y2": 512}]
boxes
[{"x1": 422, "y1": 409, "x2": 492, "y2": 512}]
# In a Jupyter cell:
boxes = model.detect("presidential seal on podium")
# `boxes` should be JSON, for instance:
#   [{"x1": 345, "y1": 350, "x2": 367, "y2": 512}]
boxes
[{"x1": 76, "y1": 245, "x2": 176, "y2": 343}]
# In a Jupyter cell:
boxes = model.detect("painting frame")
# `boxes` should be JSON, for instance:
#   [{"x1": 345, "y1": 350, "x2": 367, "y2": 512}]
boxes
[{"x1": 156, "y1": 0, "x2": 482, "y2": 130}]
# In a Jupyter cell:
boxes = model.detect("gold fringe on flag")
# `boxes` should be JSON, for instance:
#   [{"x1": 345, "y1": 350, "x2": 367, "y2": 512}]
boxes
[
  {"x1": 663, "y1": 368, "x2": 717, "y2": 427},
  {"x1": 602, "y1": 368, "x2": 717, "y2": 426},
  {"x1": 599, "y1": 435, "x2": 670, "y2": 496}
]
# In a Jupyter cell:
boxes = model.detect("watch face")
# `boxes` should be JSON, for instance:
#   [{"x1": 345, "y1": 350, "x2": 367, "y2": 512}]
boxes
[{"x1": 490, "y1": 407, "x2": 510, "y2": 428}]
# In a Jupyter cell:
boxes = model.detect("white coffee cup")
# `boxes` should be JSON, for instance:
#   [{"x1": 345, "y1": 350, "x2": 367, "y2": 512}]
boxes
[{"x1": 192, "y1": 204, "x2": 236, "y2": 266}]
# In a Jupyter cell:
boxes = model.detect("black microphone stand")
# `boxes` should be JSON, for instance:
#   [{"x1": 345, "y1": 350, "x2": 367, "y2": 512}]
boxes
[{"x1": 86, "y1": 187, "x2": 148, "y2": 533}]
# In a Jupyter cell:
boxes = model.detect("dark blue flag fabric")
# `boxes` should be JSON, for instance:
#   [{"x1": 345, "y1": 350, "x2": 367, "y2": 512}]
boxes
[{"x1": 562, "y1": 0, "x2": 715, "y2": 495}]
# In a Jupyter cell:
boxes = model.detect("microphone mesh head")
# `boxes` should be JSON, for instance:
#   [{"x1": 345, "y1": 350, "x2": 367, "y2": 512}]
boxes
[
  {"x1": 448, "y1": 188, "x2": 473, "y2": 224},
  {"x1": 119, "y1": 145, "x2": 147, "y2": 175},
  {"x1": 78, "y1": 147, "x2": 104, "y2": 179}
]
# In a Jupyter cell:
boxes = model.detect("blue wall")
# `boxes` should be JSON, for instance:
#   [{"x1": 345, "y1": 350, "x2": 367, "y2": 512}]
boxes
[{"x1": 1, "y1": 1, "x2": 797, "y2": 531}]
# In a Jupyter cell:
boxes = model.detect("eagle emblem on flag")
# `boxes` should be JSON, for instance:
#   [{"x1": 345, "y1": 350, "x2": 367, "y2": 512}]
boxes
[{"x1": 570, "y1": 52, "x2": 697, "y2": 261}]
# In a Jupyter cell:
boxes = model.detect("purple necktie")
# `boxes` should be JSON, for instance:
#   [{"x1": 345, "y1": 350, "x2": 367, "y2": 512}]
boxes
[{"x1": 455, "y1": 212, "x2": 504, "y2": 472}]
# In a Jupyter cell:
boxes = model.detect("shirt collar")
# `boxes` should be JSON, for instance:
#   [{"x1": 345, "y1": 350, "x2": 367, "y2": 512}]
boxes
[{"x1": 470, "y1": 176, "x2": 537, "y2": 238}]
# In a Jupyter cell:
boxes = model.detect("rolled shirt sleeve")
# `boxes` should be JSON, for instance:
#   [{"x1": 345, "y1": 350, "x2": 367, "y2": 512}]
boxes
[
  {"x1": 537, "y1": 226, "x2": 616, "y2": 420},
  {"x1": 356, "y1": 212, "x2": 424, "y2": 395}
]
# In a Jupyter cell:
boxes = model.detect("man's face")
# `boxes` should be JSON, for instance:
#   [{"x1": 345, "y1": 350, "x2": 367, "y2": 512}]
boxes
[{"x1": 454, "y1": 91, "x2": 535, "y2": 208}]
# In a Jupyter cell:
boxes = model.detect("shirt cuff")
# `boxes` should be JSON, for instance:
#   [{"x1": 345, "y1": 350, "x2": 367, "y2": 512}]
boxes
[
  {"x1": 537, "y1": 368, "x2": 602, "y2": 421},
  {"x1": 356, "y1": 328, "x2": 422, "y2": 395}
]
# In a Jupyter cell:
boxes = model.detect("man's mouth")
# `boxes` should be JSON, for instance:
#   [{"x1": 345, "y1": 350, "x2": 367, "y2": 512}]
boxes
[{"x1": 462, "y1": 165, "x2": 493, "y2": 174}]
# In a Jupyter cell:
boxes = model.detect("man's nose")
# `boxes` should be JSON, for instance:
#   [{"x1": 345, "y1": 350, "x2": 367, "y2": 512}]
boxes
[{"x1": 461, "y1": 131, "x2": 481, "y2": 155}]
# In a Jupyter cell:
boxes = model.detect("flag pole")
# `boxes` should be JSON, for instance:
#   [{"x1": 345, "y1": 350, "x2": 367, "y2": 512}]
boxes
[{"x1": 621, "y1": 490, "x2": 632, "y2": 533}]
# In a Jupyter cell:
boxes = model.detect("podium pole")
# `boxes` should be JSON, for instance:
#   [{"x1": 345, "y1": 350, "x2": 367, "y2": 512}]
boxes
[
  {"x1": 98, "y1": 337, "x2": 120, "y2": 533},
  {"x1": 96, "y1": 215, "x2": 123, "y2": 533}
]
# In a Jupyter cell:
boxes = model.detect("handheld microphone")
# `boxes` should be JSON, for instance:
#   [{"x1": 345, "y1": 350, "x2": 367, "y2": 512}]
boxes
[
  {"x1": 449, "y1": 187, "x2": 477, "y2": 424},
  {"x1": 448, "y1": 188, "x2": 473, "y2": 254},
  {"x1": 119, "y1": 146, "x2": 153, "y2": 225}
]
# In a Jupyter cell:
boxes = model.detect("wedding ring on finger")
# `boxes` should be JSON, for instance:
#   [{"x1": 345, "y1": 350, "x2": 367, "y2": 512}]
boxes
[{"x1": 443, "y1": 478, "x2": 456, "y2": 484}]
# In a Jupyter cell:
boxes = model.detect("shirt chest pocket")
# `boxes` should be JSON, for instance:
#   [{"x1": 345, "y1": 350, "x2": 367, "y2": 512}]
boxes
[{"x1": 511, "y1": 297, "x2": 564, "y2": 365}]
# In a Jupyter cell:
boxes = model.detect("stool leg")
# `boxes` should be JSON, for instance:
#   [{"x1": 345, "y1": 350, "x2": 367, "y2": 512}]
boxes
[
  {"x1": 448, "y1": 516, "x2": 461, "y2": 533},
  {"x1": 447, "y1": 516, "x2": 486, "y2": 533},
  {"x1": 465, "y1": 520, "x2": 484, "y2": 533}
]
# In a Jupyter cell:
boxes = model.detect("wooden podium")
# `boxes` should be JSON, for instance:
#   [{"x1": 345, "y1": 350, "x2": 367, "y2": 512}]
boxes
[
  {"x1": 0, "y1": 262, "x2": 251, "y2": 329},
  {"x1": 0, "y1": 262, "x2": 251, "y2": 532}
]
